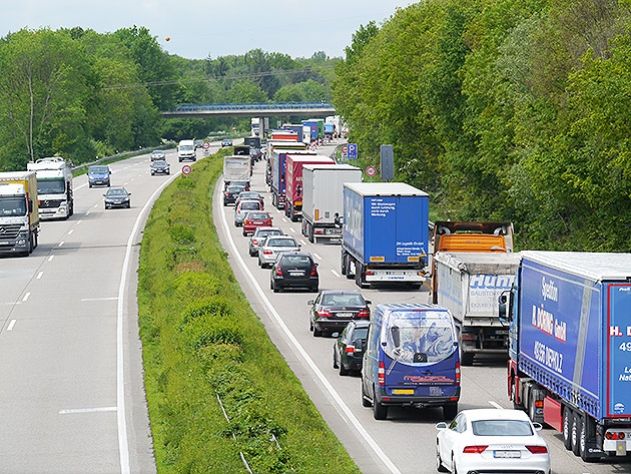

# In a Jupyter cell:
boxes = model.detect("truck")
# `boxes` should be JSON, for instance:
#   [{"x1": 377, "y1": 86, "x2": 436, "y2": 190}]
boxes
[
  {"x1": 27, "y1": 157, "x2": 74, "y2": 220},
  {"x1": 266, "y1": 141, "x2": 307, "y2": 188},
  {"x1": 270, "y1": 130, "x2": 299, "y2": 142},
  {"x1": 432, "y1": 252, "x2": 522, "y2": 365},
  {"x1": 324, "y1": 123, "x2": 335, "y2": 139},
  {"x1": 301, "y1": 120, "x2": 320, "y2": 142},
  {"x1": 0, "y1": 172, "x2": 40, "y2": 256},
  {"x1": 284, "y1": 154, "x2": 335, "y2": 221},
  {"x1": 270, "y1": 150, "x2": 316, "y2": 210},
  {"x1": 500, "y1": 251, "x2": 631, "y2": 462},
  {"x1": 341, "y1": 182, "x2": 429, "y2": 289},
  {"x1": 281, "y1": 124, "x2": 304, "y2": 140},
  {"x1": 301, "y1": 164, "x2": 361, "y2": 243},
  {"x1": 223, "y1": 155, "x2": 251, "y2": 187}
]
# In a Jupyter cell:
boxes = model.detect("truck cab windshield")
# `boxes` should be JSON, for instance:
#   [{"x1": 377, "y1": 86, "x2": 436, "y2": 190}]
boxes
[
  {"x1": 0, "y1": 197, "x2": 27, "y2": 216},
  {"x1": 37, "y1": 179, "x2": 65, "y2": 195}
]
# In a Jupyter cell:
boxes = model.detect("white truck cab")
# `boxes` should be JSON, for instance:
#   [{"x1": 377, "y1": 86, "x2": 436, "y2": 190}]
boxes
[{"x1": 27, "y1": 157, "x2": 74, "y2": 220}]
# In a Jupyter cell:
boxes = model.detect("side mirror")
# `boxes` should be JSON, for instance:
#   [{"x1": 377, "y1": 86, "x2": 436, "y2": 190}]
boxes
[
  {"x1": 128, "y1": 193, "x2": 132, "y2": 196},
  {"x1": 365, "y1": 300, "x2": 372, "y2": 305},
  {"x1": 532, "y1": 422, "x2": 543, "y2": 431},
  {"x1": 435, "y1": 422, "x2": 448, "y2": 430},
  {"x1": 103, "y1": 194, "x2": 107, "y2": 197},
  {"x1": 498, "y1": 291, "x2": 511, "y2": 324}
]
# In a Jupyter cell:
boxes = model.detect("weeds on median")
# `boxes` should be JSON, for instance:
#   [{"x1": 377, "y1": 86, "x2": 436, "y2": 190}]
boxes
[{"x1": 138, "y1": 149, "x2": 359, "y2": 473}]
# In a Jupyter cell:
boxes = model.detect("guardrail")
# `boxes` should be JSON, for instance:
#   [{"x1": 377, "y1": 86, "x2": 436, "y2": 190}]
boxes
[{"x1": 70, "y1": 143, "x2": 176, "y2": 174}]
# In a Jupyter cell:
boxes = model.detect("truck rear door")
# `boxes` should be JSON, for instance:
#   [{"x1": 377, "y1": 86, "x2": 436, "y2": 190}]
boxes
[{"x1": 607, "y1": 284, "x2": 631, "y2": 418}]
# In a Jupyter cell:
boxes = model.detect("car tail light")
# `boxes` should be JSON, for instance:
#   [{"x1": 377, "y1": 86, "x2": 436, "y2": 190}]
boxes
[
  {"x1": 252, "y1": 239, "x2": 258, "y2": 245},
  {"x1": 309, "y1": 265, "x2": 318, "y2": 277},
  {"x1": 314, "y1": 228, "x2": 324, "y2": 235},
  {"x1": 224, "y1": 191, "x2": 229, "y2": 196},
  {"x1": 263, "y1": 249, "x2": 273, "y2": 255},
  {"x1": 455, "y1": 361, "x2": 461, "y2": 385},
  {"x1": 357, "y1": 308, "x2": 370, "y2": 319},
  {"x1": 345, "y1": 345, "x2": 356, "y2": 354},
  {"x1": 462, "y1": 446, "x2": 488, "y2": 454},
  {"x1": 365, "y1": 270, "x2": 374, "y2": 276},
  {"x1": 378, "y1": 361, "x2": 385, "y2": 386},
  {"x1": 275, "y1": 266, "x2": 283, "y2": 276},
  {"x1": 606, "y1": 432, "x2": 626, "y2": 440},
  {"x1": 461, "y1": 333, "x2": 476, "y2": 342},
  {"x1": 526, "y1": 445, "x2": 548, "y2": 454},
  {"x1": 317, "y1": 310, "x2": 332, "y2": 318}
]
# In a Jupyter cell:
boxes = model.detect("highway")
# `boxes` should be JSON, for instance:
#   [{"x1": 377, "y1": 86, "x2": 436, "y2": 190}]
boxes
[
  {"x1": 214, "y1": 143, "x2": 629, "y2": 474},
  {"x1": 0, "y1": 145, "x2": 218, "y2": 473}
]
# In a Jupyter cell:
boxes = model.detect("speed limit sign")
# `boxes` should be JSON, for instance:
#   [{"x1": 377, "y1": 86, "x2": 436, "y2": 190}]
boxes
[
  {"x1": 182, "y1": 164, "x2": 192, "y2": 176},
  {"x1": 203, "y1": 142, "x2": 210, "y2": 149},
  {"x1": 366, "y1": 166, "x2": 377, "y2": 177}
]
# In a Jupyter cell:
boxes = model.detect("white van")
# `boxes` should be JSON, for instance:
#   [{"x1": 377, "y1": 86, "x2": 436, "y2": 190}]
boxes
[{"x1": 178, "y1": 140, "x2": 196, "y2": 162}]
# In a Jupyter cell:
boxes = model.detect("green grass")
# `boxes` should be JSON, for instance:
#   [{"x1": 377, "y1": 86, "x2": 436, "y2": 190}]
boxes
[{"x1": 137, "y1": 149, "x2": 359, "y2": 473}]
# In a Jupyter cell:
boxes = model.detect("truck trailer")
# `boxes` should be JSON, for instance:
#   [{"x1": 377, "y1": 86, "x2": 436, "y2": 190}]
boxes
[
  {"x1": 0, "y1": 172, "x2": 40, "y2": 256},
  {"x1": 501, "y1": 251, "x2": 631, "y2": 462},
  {"x1": 284, "y1": 154, "x2": 335, "y2": 221},
  {"x1": 341, "y1": 182, "x2": 429, "y2": 289},
  {"x1": 270, "y1": 150, "x2": 316, "y2": 210},
  {"x1": 27, "y1": 157, "x2": 74, "y2": 220},
  {"x1": 223, "y1": 155, "x2": 251, "y2": 187},
  {"x1": 301, "y1": 164, "x2": 361, "y2": 243}
]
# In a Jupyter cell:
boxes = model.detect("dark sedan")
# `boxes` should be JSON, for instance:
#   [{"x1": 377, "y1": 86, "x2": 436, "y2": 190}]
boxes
[
  {"x1": 150, "y1": 159, "x2": 170, "y2": 175},
  {"x1": 270, "y1": 253, "x2": 318, "y2": 293},
  {"x1": 221, "y1": 138, "x2": 233, "y2": 147},
  {"x1": 103, "y1": 187, "x2": 131, "y2": 209},
  {"x1": 333, "y1": 320, "x2": 370, "y2": 375},
  {"x1": 308, "y1": 290, "x2": 371, "y2": 337},
  {"x1": 223, "y1": 184, "x2": 245, "y2": 206}
]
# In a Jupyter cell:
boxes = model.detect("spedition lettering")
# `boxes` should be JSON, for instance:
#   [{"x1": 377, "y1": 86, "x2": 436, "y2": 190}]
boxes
[
  {"x1": 531, "y1": 305, "x2": 567, "y2": 342},
  {"x1": 534, "y1": 341, "x2": 564, "y2": 374}
]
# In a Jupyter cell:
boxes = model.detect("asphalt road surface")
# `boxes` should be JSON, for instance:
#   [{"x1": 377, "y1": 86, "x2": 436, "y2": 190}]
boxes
[
  {"x1": 214, "y1": 143, "x2": 630, "y2": 474},
  {"x1": 0, "y1": 144, "x2": 218, "y2": 473}
]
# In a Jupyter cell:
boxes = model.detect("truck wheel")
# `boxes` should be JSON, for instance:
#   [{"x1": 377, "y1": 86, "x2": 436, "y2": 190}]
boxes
[
  {"x1": 460, "y1": 352, "x2": 474, "y2": 366},
  {"x1": 355, "y1": 263, "x2": 366, "y2": 288},
  {"x1": 345, "y1": 256, "x2": 354, "y2": 279},
  {"x1": 571, "y1": 411, "x2": 581, "y2": 456},
  {"x1": 562, "y1": 406, "x2": 573, "y2": 450},
  {"x1": 443, "y1": 403, "x2": 458, "y2": 420},
  {"x1": 340, "y1": 252, "x2": 347, "y2": 275},
  {"x1": 308, "y1": 224, "x2": 315, "y2": 243}
]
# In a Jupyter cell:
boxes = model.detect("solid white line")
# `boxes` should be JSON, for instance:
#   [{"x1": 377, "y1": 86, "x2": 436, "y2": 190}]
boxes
[
  {"x1": 488, "y1": 401, "x2": 503, "y2": 409},
  {"x1": 59, "y1": 406, "x2": 117, "y2": 415},
  {"x1": 331, "y1": 269, "x2": 341, "y2": 278},
  {"x1": 7, "y1": 320, "x2": 16, "y2": 331},
  {"x1": 218, "y1": 189, "x2": 401, "y2": 474},
  {"x1": 22, "y1": 292, "x2": 30, "y2": 303},
  {"x1": 58, "y1": 241, "x2": 65, "y2": 247},
  {"x1": 313, "y1": 252, "x2": 322, "y2": 261},
  {"x1": 36, "y1": 271, "x2": 43, "y2": 280},
  {"x1": 68, "y1": 229, "x2": 74, "y2": 235},
  {"x1": 81, "y1": 297, "x2": 118, "y2": 302},
  {"x1": 48, "y1": 255, "x2": 54, "y2": 262}
]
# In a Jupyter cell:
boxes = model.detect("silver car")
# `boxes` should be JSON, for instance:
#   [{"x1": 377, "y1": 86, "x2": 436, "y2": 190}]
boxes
[
  {"x1": 234, "y1": 200, "x2": 262, "y2": 227},
  {"x1": 249, "y1": 227, "x2": 284, "y2": 256},
  {"x1": 257, "y1": 236, "x2": 300, "y2": 268}
]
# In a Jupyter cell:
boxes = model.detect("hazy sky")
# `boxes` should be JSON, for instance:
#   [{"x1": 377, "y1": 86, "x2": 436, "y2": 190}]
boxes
[{"x1": 1, "y1": 1, "x2": 418, "y2": 59}]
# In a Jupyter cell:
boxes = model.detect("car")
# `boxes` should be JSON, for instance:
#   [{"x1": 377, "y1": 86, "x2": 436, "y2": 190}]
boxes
[
  {"x1": 308, "y1": 290, "x2": 371, "y2": 337},
  {"x1": 333, "y1": 320, "x2": 370, "y2": 375},
  {"x1": 248, "y1": 227, "x2": 284, "y2": 256},
  {"x1": 87, "y1": 165, "x2": 111, "y2": 187},
  {"x1": 258, "y1": 236, "x2": 300, "y2": 268},
  {"x1": 103, "y1": 187, "x2": 131, "y2": 209},
  {"x1": 234, "y1": 200, "x2": 262, "y2": 227},
  {"x1": 223, "y1": 184, "x2": 246, "y2": 206},
  {"x1": 242, "y1": 211, "x2": 272, "y2": 236},
  {"x1": 270, "y1": 252, "x2": 318, "y2": 293},
  {"x1": 221, "y1": 138, "x2": 233, "y2": 147},
  {"x1": 235, "y1": 191, "x2": 264, "y2": 209},
  {"x1": 150, "y1": 150, "x2": 166, "y2": 161},
  {"x1": 194, "y1": 139, "x2": 204, "y2": 150},
  {"x1": 225, "y1": 180, "x2": 250, "y2": 192},
  {"x1": 150, "y1": 159, "x2": 170, "y2": 175},
  {"x1": 436, "y1": 409, "x2": 550, "y2": 474}
]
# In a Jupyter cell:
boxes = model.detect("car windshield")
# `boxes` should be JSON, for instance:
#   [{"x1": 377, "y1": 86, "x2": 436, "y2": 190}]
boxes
[
  {"x1": 240, "y1": 201, "x2": 260, "y2": 210},
  {"x1": 107, "y1": 188, "x2": 127, "y2": 196},
  {"x1": 0, "y1": 196, "x2": 27, "y2": 216},
  {"x1": 180, "y1": 145, "x2": 193, "y2": 151},
  {"x1": 89, "y1": 166, "x2": 108, "y2": 174},
  {"x1": 37, "y1": 178, "x2": 65, "y2": 195},
  {"x1": 227, "y1": 186, "x2": 243, "y2": 193},
  {"x1": 267, "y1": 238, "x2": 297, "y2": 247},
  {"x1": 256, "y1": 229, "x2": 282, "y2": 237},
  {"x1": 153, "y1": 160, "x2": 167, "y2": 166},
  {"x1": 247, "y1": 212, "x2": 268, "y2": 220},
  {"x1": 472, "y1": 420, "x2": 534, "y2": 437},
  {"x1": 321, "y1": 293, "x2": 365, "y2": 306},
  {"x1": 280, "y1": 255, "x2": 312, "y2": 268},
  {"x1": 383, "y1": 310, "x2": 456, "y2": 365},
  {"x1": 152, "y1": 151, "x2": 163, "y2": 155},
  {"x1": 240, "y1": 193, "x2": 260, "y2": 200}
]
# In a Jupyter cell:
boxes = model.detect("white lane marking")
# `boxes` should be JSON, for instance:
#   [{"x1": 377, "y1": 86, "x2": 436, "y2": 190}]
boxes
[
  {"x1": 59, "y1": 407, "x2": 117, "y2": 415},
  {"x1": 36, "y1": 272, "x2": 43, "y2": 280},
  {"x1": 86, "y1": 211, "x2": 91, "y2": 216},
  {"x1": 123, "y1": 182, "x2": 129, "y2": 185},
  {"x1": 76, "y1": 220, "x2": 82, "y2": 225},
  {"x1": 7, "y1": 320, "x2": 16, "y2": 331},
  {"x1": 48, "y1": 255, "x2": 54, "y2": 262},
  {"x1": 0, "y1": 302, "x2": 20, "y2": 306},
  {"x1": 68, "y1": 229, "x2": 74, "y2": 235},
  {"x1": 93, "y1": 203, "x2": 98, "y2": 208},
  {"x1": 488, "y1": 401, "x2": 503, "y2": 409},
  {"x1": 288, "y1": 227, "x2": 296, "y2": 234},
  {"x1": 81, "y1": 297, "x2": 118, "y2": 302},
  {"x1": 331, "y1": 269, "x2": 341, "y2": 278},
  {"x1": 313, "y1": 252, "x2": 322, "y2": 261},
  {"x1": 115, "y1": 165, "x2": 183, "y2": 474},
  {"x1": 58, "y1": 241, "x2": 65, "y2": 247},
  {"x1": 299, "y1": 239, "x2": 307, "y2": 246},
  {"x1": 22, "y1": 292, "x2": 31, "y2": 303},
  {"x1": 218, "y1": 191, "x2": 401, "y2": 474},
  {"x1": 282, "y1": 217, "x2": 289, "y2": 223}
]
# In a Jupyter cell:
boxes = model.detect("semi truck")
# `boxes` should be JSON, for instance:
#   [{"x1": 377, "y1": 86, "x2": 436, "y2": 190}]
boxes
[
  {"x1": 270, "y1": 150, "x2": 316, "y2": 209},
  {"x1": 341, "y1": 182, "x2": 429, "y2": 289},
  {"x1": 500, "y1": 251, "x2": 631, "y2": 462},
  {"x1": 27, "y1": 157, "x2": 74, "y2": 220},
  {"x1": 432, "y1": 252, "x2": 522, "y2": 365},
  {"x1": 284, "y1": 154, "x2": 335, "y2": 221},
  {"x1": 265, "y1": 140, "x2": 307, "y2": 188},
  {"x1": 0, "y1": 172, "x2": 40, "y2": 256},
  {"x1": 301, "y1": 164, "x2": 361, "y2": 243},
  {"x1": 223, "y1": 155, "x2": 251, "y2": 187},
  {"x1": 270, "y1": 130, "x2": 299, "y2": 142},
  {"x1": 324, "y1": 123, "x2": 335, "y2": 139}
]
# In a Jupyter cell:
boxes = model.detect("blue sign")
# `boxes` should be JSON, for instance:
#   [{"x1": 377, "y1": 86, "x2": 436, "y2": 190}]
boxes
[{"x1": 348, "y1": 143, "x2": 358, "y2": 160}]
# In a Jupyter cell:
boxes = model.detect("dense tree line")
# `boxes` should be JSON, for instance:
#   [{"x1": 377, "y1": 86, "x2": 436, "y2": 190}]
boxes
[
  {"x1": 0, "y1": 27, "x2": 338, "y2": 171},
  {"x1": 334, "y1": 0, "x2": 631, "y2": 251}
]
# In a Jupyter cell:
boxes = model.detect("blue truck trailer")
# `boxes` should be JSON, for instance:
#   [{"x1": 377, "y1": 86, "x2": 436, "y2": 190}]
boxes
[
  {"x1": 501, "y1": 251, "x2": 631, "y2": 462},
  {"x1": 341, "y1": 182, "x2": 429, "y2": 289}
]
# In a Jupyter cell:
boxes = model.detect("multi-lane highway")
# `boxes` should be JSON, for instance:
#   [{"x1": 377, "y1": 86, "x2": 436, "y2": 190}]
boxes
[
  {"x1": 0, "y1": 145, "x2": 217, "y2": 473},
  {"x1": 214, "y1": 144, "x2": 629, "y2": 474}
]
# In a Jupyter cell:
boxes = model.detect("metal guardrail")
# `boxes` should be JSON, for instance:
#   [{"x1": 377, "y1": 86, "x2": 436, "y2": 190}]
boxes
[
  {"x1": 174, "y1": 102, "x2": 334, "y2": 112},
  {"x1": 70, "y1": 143, "x2": 175, "y2": 173}
]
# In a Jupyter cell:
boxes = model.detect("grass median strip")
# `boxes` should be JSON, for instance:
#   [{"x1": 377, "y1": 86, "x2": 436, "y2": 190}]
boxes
[{"x1": 138, "y1": 149, "x2": 359, "y2": 473}]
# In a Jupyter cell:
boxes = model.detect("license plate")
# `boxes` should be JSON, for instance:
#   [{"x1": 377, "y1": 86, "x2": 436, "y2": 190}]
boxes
[
  {"x1": 289, "y1": 271, "x2": 304, "y2": 276},
  {"x1": 494, "y1": 451, "x2": 521, "y2": 458},
  {"x1": 336, "y1": 312, "x2": 353, "y2": 318},
  {"x1": 616, "y1": 440, "x2": 627, "y2": 456},
  {"x1": 392, "y1": 389, "x2": 414, "y2": 395}
]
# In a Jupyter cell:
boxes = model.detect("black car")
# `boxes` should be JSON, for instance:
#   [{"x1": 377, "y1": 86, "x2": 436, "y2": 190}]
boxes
[
  {"x1": 150, "y1": 159, "x2": 170, "y2": 175},
  {"x1": 270, "y1": 253, "x2": 318, "y2": 293},
  {"x1": 308, "y1": 290, "x2": 371, "y2": 337},
  {"x1": 223, "y1": 184, "x2": 245, "y2": 206},
  {"x1": 333, "y1": 320, "x2": 370, "y2": 375},
  {"x1": 224, "y1": 180, "x2": 250, "y2": 192},
  {"x1": 103, "y1": 187, "x2": 131, "y2": 209}
]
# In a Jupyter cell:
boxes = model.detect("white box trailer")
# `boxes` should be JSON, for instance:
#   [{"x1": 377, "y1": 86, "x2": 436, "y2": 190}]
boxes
[
  {"x1": 223, "y1": 155, "x2": 251, "y2": 186},
  {"x1": 301, "y1": 164, "x2": 361, "y2": 243},
  {"x1": 433, "y1": 252, "x2": 521, "y2": 365}
]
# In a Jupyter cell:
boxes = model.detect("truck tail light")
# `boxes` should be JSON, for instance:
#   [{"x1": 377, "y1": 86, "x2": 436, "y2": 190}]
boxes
[
  {"x1": 526, "y1": 445, "x2": 548, "y2": 454},
  {"x1": 314, "y1": 228, "x2": 324, "y2": 234},
  {"x1": 463, "y1": 446, "x2": 488, "y2": 454},
  {"x1": 535, "y1": 400, "x2": 544, "y2": 409},
  {"x1": 606, "y1": 432, "x2": 626, "y2": 440},
  {"x1": 365, "y1": 270, "x2": 374, "y2": 276},
  {"x1": 461, "y1": 333, "x2": 476, "y2": 342},
  {"x1": 357, "y1": 308, "x2": 370, "y2": 319},
  {"x1": 345, "y1": 345, "x2": 356, "y2": 354},
  {"x1": 378, "y1": 361, "x2": 385, "y2": 386}
]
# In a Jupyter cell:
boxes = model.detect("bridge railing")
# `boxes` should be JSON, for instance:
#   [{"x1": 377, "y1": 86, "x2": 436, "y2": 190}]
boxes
[{"x1": 173, "y1": 102, "x2": 334, "y2": 112}]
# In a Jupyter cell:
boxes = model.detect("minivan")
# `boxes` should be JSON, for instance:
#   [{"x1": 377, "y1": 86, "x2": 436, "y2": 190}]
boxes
[
  {"x1": 178, "y1": 139, "x2": 196, "y2": 162},
  {"x1": 361, "y1": 304, "x2": 460, "y2": 420}
]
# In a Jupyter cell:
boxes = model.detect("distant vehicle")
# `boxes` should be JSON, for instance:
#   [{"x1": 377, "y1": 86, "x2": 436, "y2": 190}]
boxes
[
  {"x1": 333, "y1": 320, "x2": 370, "y2": 375},
  {"x1": 0, "y1": 171, "x2": 40, "y2": 256},
  {"x1": 150, "y1": 160, "x2": 170, "y2": 175},
  {"x1": 103, "y1": 187, "x2": 131, "y2": 209},
  {"x1": 87, "y1": 165, "x2": 111, "y2": 187},
  {"x1": 27, "y1": 157, "x2": 74, "y2": 220},
  {"x1": 257, "y1": 236, "x2": 300, "y2": 268},
  {"x1": 194, "y1": 139, "x2": 204, "y2": 149},
  {"x1": 235, "y1": 191, "x2": 264, "y2": 209},
  {"x1": 234, "y1": 200, "x2": 262, "y2": 227},
  {"x1": 150, "y1": 150, "x2": 166, "y2": 161},
  {"x1": 361, "y1": 304, "x2": 460, "y2": 420},
  {"x1": 224, "y1": 180, "x2": 250, "y2": 192},
  {"x1": 436, "y1": 409, "x2": 550, "y2": 474},
  {"x1": 242, "y1": 211, "x2": 272, "y2": 237},
  {"x1": 308, "y1": 290, "x2": 371, "y2": 337},
  {"x1": 223, "y1": 184, "x2": 246, "y2": 206},
  {"x1": 221, "y1": 138, "x2": 233, "y2": 147},
  {"x1": 223, "y1": 155, "x2": 250, "y2": 188},
  {"x1": 270, "y1": 252, "x2": 319, "y2": 293},
  {"x1": 177, "y1": 140, "x2": 196, "y2": 162},
  {"x1": 248, "y1": 227, "x2": 284, "y2": 257},
  {"x1": 284, "y1": 154, "x2": 335, "y2": 221}
]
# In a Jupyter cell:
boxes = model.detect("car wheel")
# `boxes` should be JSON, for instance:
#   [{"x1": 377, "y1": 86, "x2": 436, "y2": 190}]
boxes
[
  {"x1": 372, "y1": 392, "x2": 388, "y2": 420},
  {"x1": 313, "y1": 325, "x2": 322, "y2": 337},
  {"x1": 562, "y1": 406, "x2": 573, "y2": 450},
  {"x1": 242, "y1": 230, "x2": 247, "y2": 237},
  {"x1": 339, "y1": 359, "x2": 349, "y2": 376},
  {"x1": 127, "y1": 203, "x2": 130, "y2": 209},
  {"x1": 443, "y1": 403, "x2": 458, "y2": 420},
  {"x1": 436, "y1": 443, "x2": 448, "y2": 472},
  {"x1": 272, "y1": 281, "x2": 279, "y2": 293},
  {"x1": 361, "y1": 379, "x2": 371, "y2": 407},
  {"x1": 333, "y1": 348, "x2": 338, "y2": 369},
  {"x1": 571, "y1": 410, "x2": 581, "y2": 456},
  {"x1": 89, "y1": 183, "x2": 92, "y2": 188},
  {"x1": 310, "y1": 285, "x2": 318, "y2": 293}
]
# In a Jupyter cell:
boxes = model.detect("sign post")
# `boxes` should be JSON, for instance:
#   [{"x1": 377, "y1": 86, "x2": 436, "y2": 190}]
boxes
[
  {"x1": 181, "y1": 164, "x2": 192, "y2": 177},
  {"x1": 380, "y1": 144, "x2": 394, "y2": 182}
]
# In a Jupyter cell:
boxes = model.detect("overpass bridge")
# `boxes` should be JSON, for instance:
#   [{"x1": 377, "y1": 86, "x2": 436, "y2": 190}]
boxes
[{"x1": 161, "y1": 102, "x2": 336, "y2": 119}]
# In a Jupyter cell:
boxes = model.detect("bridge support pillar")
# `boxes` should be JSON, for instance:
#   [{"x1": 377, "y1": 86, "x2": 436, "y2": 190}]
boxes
[{"x1": 258, "y1": 117, "x2": 267, "y2": 137}]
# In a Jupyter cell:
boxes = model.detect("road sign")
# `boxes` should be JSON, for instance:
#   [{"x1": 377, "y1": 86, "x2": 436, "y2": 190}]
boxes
[
  {"x1": 341, "y1": 144, "x2": 348, "y2": 158},
  {"x1": 380, "y1": 144, "x2": 394, "y2": 181},
  {"x1": 203, "y1": 142, "x2": 210, "y2": 149},
  {"x1": 182, "y1": 164, "x2": 192, "y2": 176},
  {"x1": 366, "y1": 166, "x2": 377, "y2": 177},
  {"x1": 347, "y1": 143, "x2": 358, "y2": 160}
]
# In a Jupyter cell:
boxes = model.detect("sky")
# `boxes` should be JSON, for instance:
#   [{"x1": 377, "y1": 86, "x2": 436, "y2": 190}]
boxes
[{"x1": 0, "y1": 0, "x2": 418, "y2": 59}]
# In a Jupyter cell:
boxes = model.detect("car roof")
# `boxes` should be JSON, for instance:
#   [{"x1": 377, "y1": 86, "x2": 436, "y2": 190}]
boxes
[
  {"x1": 350, "y1": 320, "x2": 371, "y2": 328},
  {"x1": 254, "y1": 227, "x2": 281, "y2": 232},
  {"x1": 461, "y1": 409, "x2": 532, "y2": 422},
  {"x1": 238, "y1": 199, "x2": 260, "y2": 205},
  {"x1": 320, "y1": 290, "x2": 363, "y2": 296}
]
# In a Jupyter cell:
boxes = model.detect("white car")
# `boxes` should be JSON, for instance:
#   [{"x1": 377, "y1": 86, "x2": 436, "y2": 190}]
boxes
[
  {"x1": 436, "y1": 409, "x2": 550, "y2": 474},
  {"x1": 257, "y1": 236, "x2": 300, "y2": 268}
]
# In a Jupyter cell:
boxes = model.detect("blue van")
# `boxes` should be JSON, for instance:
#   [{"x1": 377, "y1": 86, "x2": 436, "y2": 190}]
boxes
[{"x1": 361, "y1": 304, "x2": 460, "y2": 420}]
